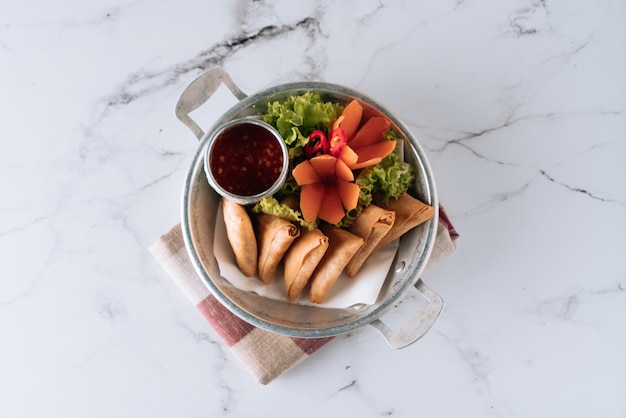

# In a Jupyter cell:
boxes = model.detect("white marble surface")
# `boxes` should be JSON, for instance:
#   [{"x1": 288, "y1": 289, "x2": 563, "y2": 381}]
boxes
[{"x1": 1, "y1": 0, "x2": 624, "y2": 417}]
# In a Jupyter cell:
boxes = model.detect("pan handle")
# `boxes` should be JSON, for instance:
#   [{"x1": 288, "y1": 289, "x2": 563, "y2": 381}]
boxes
[
  {"x1": 175, "y1": 68, "x2": 248, "y2": 140},
  {"x1": 369, "y1": 279, "x2": 443, "y2": 349}
]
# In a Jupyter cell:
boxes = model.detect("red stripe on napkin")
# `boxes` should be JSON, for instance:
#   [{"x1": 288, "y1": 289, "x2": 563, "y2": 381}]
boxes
[
  {"x1": 196, "y1": 295, "x2": 255, "y2": 346},
  {"x1": 291, "y1": 336, "x2": 334, "y2": 353},
  {"x1": 438, "y1": 205, "x2": 459, "y2": 241}
]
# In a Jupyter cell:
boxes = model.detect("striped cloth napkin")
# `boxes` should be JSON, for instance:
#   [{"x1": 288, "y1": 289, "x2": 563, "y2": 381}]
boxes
[{"x1": 150, "y1": 208, "x2": 458, "y2": 385}]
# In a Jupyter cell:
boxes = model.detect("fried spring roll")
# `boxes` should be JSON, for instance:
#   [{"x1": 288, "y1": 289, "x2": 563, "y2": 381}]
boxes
[
  {"x1": 374, "y1": 192, "x2": 435, "y2": 249},
  {"x1": 221, "y1": 198, "x2": 257, "y2": 277},
  {"x1": 255, "y1": 214, "x2": 300, "y2": 284},
  {"x1": 283, "y1": 228, "x2": 329, "y2": 301},
  {"x1": 345, "y1": 205, "x2": 395, "y2": 277},
  {"x1": 309, "y1": 225, "x2": 364, "y2": 304}
]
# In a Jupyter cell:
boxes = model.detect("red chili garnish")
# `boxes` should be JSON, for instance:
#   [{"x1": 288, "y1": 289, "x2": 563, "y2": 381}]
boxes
[
  {"x1": 328, "y1": 128, "x2": 347, "y2": 157},
  {"x1": 304, "y1": 130, "x2": 330, "y2": 158}
]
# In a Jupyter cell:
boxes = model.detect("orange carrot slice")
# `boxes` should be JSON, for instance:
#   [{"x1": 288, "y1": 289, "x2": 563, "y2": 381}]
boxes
[
  {"x1": 354, "y1": 140, "x2": 397, "y2": 164},
  {"x1": 348, "y1": 117, "x2": 391, "y2": 149},
  {"x1": 338, "y1": 145, "x2": 358, "y2": 166},
  {"x1": 334, "y1": 158, "x2": 354, "y2": 182},
  {"x1": 317, "y1": 186, "x2": 345, "y2": 224},
  {"x1": 308, "y1": 155, "x2": 337, "y2": 178},
  {"x1": 349, "y1": 157, "x2": 382, "y2": 170},
  {"x1": 337, "y1": 100, "x2": 363, "y2": 140},
  {"x1": 335, "y1": 179, "x2": 360, "y2": 210},
  {"x1": 332, "y1": 115, "x2": 344, "y2": 131},
  {"x1": 300, "y1": 183, "x2": 325, "y2": 221},
  {"x1": 292, "y1": 160, "x2": 320, "y2": 185}
]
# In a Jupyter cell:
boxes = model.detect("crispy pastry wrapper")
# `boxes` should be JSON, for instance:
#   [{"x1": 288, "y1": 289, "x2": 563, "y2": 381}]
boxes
[
  {"x1": 255, "y1": 213, "x2": 300, "y2": 284},
  {"x1": 374, "y1": 192, "x2": 435, "y2": 249},
  {"x1": 221, "y1": 198, "x2": 257, "y2": 277},
  {"x1": 346, "y1": 204, "x2": 395, "y2": 277},
  {"x1": 283, "y1": 228, "x2": 329, "y2": 301},
  {"x1": 309, "y1": 225, "x2": 364, "y2": 304}
]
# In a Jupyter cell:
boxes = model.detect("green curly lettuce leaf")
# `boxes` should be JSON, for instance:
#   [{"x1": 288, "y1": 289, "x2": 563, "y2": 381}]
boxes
[
  {"x1": 252, "y1": 197, "x2": 317, "y2": 231},
  {"x1": 263, "y1": 92, "x2": 343, "y2": 161}
]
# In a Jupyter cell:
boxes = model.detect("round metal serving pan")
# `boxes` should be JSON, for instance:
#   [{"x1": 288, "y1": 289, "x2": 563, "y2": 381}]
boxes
[{"x1": 178, "y1": 68, "x2": 441, "y2": 347}]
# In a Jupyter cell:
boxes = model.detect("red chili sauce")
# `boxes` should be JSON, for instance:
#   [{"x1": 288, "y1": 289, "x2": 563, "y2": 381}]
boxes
[{"x1": 210, "y1": 123, "x2": 284, "y2": 196}]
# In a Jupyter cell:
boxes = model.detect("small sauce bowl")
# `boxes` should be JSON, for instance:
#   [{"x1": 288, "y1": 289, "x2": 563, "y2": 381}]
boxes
[{"x1": 203, "y1": 118, "x2": 289, "y2": 205}]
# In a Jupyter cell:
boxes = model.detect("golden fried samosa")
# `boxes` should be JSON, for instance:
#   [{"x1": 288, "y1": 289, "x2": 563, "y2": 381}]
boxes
[
  {"x1": 309, "y1": 225, "x2": 364, "y2": 304},
  {"x1": 283, "y1": 228, "x2": 329, "y2": 301},
  {"x1": 255, "y1": 214, "x2": 300, "y2": 284},
  {"x1": 345, "y1": 204, "x2": 395, "y2": 277},
  {"x1": 221, "y1": 198, "x2": 257, "y2": 277},
  {"x1": 374, "y1": 192, "x2": 435, "y2": 249}
]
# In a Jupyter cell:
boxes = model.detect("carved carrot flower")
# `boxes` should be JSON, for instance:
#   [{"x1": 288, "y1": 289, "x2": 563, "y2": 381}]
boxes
[
  {"x1": 292, "y1": 99, "x2": 398, "y2": 224},
  {"x1": 292, "y1": 155, "x2": 360, "y2": 225}
]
